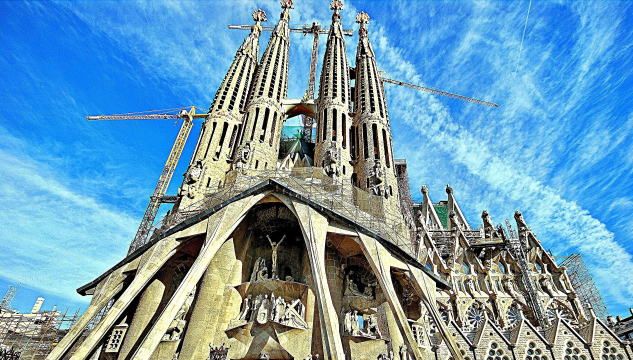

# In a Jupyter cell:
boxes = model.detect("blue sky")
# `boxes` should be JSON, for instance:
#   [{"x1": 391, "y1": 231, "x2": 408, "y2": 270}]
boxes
[{"x1": 1, "y1": 0, "x2": 632, "y2": 317}]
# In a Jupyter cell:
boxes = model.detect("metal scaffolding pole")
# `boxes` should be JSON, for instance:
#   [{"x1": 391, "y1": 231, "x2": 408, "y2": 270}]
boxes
[{"x1": 556, "y1": 253, "x2": 609, "y2": 320}]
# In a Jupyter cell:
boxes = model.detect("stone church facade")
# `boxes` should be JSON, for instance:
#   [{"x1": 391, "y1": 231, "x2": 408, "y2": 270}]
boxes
[{"x1": 46, "y1": 1, "x2": 632, "y2": 360}]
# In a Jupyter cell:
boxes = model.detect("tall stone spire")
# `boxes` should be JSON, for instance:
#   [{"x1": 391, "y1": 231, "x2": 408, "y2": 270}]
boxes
[
  {"x1": 314, "y1": 0, "x2": 353, "y2": 180},
  {"x1": 176, "y1": 9, "x2": 265, "y2": 208},
  {"x1": 350, "y1": 11, "x2": 401, "y2": 216},
  {"x1": 233, "y1": 0, "x2": 294, "y2": 171}
]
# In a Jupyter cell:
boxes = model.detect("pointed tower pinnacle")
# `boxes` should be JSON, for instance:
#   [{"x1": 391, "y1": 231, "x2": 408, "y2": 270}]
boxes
[
  {"x1": 350, "y1": 11, "x2": 403, "y2": 220},
  {"x1": 314, "y1": 0, "x2": 353, "y2": 180},
  {"x1": 233, "y1": 0, "x2": 293, "y2": 172},
  {"x1": 175, "y1": 9, "x2": 265, "y2": 209}
]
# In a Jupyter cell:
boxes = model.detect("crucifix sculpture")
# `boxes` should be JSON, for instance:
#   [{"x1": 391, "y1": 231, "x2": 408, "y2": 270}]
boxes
[{"x1": 266, "y1": 234, "x2": 286, "y2": 278}]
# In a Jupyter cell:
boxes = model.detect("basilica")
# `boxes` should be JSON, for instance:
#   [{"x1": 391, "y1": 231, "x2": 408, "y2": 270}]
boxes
[{"x1": 45, "y1": 1, "x2": 631, "y2": 360}]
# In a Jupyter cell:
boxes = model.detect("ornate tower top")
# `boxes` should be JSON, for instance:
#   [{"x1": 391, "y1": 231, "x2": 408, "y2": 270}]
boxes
[
  {"x1": 251, "y1": 9, "x2": 267, "y2": 36},
  {"x1": 356, "y1": 11, "x2": 370, "y2": 36},
  {"x1": 280, "y1": 0, "x2": 294, "y2": 21},
  {"x1": 330, "y1": 0, "x2": 343, "y2": 21}
]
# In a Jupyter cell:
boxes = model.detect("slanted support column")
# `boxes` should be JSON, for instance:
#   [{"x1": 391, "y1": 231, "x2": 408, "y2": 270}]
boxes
[
  {"x1": 291, "y1": 200, "x2": 346, "y2": 360},
  {"x1": 68, "y1": 235, "x2": 188, "y2": 360},
  {"x1": 130, "y1": 193, "x2": 266, "y2": 360},
  {"x1": 407, "y1": 266, "x2": 464, "y2": 360},
  {"x1": 46, "y1": 273, "x2": 126, "y2": 360},
  {"x1": 356, "y1": 233, "x2": 424, "y2": 360}
]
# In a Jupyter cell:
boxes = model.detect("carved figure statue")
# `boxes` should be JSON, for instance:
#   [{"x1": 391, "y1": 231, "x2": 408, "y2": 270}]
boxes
[
  {"x1": 542, "y1": 278, "x2": 555, "y2": 297},
  {"x1": 279, "y1": 298, "x2": 308, "y2": 329},
  {"x1": 256, "y1": 295, "x2": 270, "y2": 324},
  {"x1": 325, "y1": 145, "x2": 340, "y2": 177},
  {"x1": 266, "y1": 234, "x2": 286, "y2": 278},
  {"x1": 162, "y1": 288, "x2": 196, "y2": 342},
  {"x1": 465, "y1": 279, "x2": 476, "y2": 297},
  {"x1": 344, "y1": 271, "x2": 365, "y2": 297},
  {"x1": 363, "y1": 314, "x2": 381, "y2": 339},
  {"x1": 504, "y1": 279, "x2": 519, "y2": 298},
  {"x1": 399, "y1": 344, "x2": 408, "y2": 360},
  {"x1": 271, "y1": 294, "x2": 286, "y2": 322},
  {"x1": 186, "y1": 161, "x2": 203, "y2": 184},
  {"x1": 352, "y1": 310, "x2": 360, "y2": 335},
  {"x1": 250, "y1": 257, "x2": 268, "y2": 282},
  {"x1": 344, "y1": 310, "x2": 352, "y2": 334},
  {"x1": 238, "y1": 294, "x2": 252, "y2": 321},
  {"x1": 481, "y1": 210, "x2": 496, "y2": 238}
]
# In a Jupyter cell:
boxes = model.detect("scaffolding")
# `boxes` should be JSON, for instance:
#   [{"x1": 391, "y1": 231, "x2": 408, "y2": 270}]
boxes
[
  {"x1": 0, "y1": 301, "x2": 111, "y2": 360},
  {"x1": 151, "y1": 167, "x2": 415, "y2": 256},
  {"x1": 557, "y1": 253, "x2": 609, "y2": 321},
  {"x1": 0, "y1": 285, "x2": 20, "y2": 312}
]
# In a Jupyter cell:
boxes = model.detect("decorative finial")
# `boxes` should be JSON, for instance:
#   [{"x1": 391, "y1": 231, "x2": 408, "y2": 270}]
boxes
[
  {"x1": 445, "y1": 184, "x2": 453, "y2": 195},
  {"x1": 330, "y1": 0, "x2": 343, "y2": 11},
  {"x1": 252, "y1": 9, "x2": 267, "y2": 23},
  {"x1": 421, "y1": 184, "x2": 428, "y2": 194},
  {"x1": 356, "y1": 11, "x2": 370, "y2": 25},
  {"x1": 281, "y1": 0, "x2": 294, "y2": 10}
]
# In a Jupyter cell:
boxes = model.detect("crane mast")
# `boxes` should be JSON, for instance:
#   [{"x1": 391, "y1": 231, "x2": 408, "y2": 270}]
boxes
[{"x1": 86, "y1": 107, "x2": 208, "y2": 254}]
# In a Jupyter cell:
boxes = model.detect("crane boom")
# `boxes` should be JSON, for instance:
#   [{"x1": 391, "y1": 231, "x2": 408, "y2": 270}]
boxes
[
  {"x1": 86, "y1": 106, "x2": 208, "y2": 254},
  {"x1": 381, "y1": 77, "x2": 499, "y2": 108}
]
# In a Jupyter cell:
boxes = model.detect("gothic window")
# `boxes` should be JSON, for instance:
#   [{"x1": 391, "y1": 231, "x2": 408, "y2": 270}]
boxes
[
  {"x1": 372, "y1": 123, "x2": 380, "y2": 160},
  {"x1": 506, "y1": 307, "x2": 521, "y2": 328},
  {"x1": 349, "y1": 127, "x2": 355, "y2": 158},
  {"x1": 366, "y1": 177, "x2": 370, "y2": 189},
  {"x1": 342, "y1": 114, "x2": 347, "y2": 148},
  {"x1": 332, "y1": 41, "x2": 338, "y2": 98},
  {"x1": 351, "y1": 173, "x2": 357, "y2": 187},
  {"x1": 486, "y1": 342, "x2": 509, "y2": 360},
  {"x1": 495, "y1": 280, "x2": 501, "y2": 291},
  {"x1": 547, "y1": 303, "x2": 572, "y2": 323},
  {"x1": 367, "y1": 60, "x2": 376, "y2": 113},
  {"x1": 565, "y1": 341, "x2": 588, "y2": 360},
  {"x1": 215, "y1": 122, "x2": 229, "y2": 158},
  {"x1": 600, "y1": 340, "x2": 624, "y2": 360},
  {"x1": 498, "y1": 262, "x2": 506, "y2": 274},
  {"x1": 389, "y1": 185, "x2": 393, "y2": 196},
  {"x1": 526, "y1": 341, "x2": 548, "y2": 360},
  {"x1": 322, "y1": 110, "x2": 328, "y2": 142},
  {"x1": 260, "y1": 108, "x2": 270, "y2": 142},
  {"x1": 333, "y1": 109, "x2": 338, "y2": 141},
  {"x1": 486, "y1": 280, "x2": 492, "y2": 291},
  {"x1": 466, "y1": 304, "x2": 485, "y2": 328},
  {"x1": 269, "y1": 113, "x2": 277, "y2": 146},
  {"x1": 383, "y1": 128, "x2": 390, "y2": 167},
  {"x1": 447, "y1": 342, "x2": 472, "y2": 360},
  {"x1": 362, "y1": 124, "x2": 369, "y2": 159},
  {"x1": 227, "y1": 125, "x2": 238, "y2": 155},
  {"x1": 249, "y1": 108, "x2": 260, "y2": 142},
  {"x1": 203, "y1": 122, "x2": 218, "y2": 159},
  {"x1": 478, "y1": 280, "x2": 484, "y2": 291},
  {"x1": 457, "y1": 281, "x2": 463, "y2": 291}
]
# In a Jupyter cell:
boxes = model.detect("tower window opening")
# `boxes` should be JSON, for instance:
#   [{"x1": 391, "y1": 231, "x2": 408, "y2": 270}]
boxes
[
  {"x1": 206, "y1": 178, "x2": 211, "y2": 188},
  {"x1": 332, "y1": 41, "x2": 338, "y2": 98},
  {"x1": 332, "y1": 109, "x2": 338, "y2": 141},
  {"x1": 383, "y1": 128, "x2": 390, "y2": 167},
  {"x1": 373, "y1": 61, "x2": 385, "y2": 118},
  {"x1": 322, "y1": 110, "x2": 328, "y2": 142},
  {"x1": 250, "y1": 108, "x2": 260, "y2": 142},
  {"x1": 255, "y1": 160, "x2": 259, "y2": 169},
  {"x1": 349, "y1": 126, "x2": 354, "y2": 157},
  {"x1": 215, "y1": 122, "x2": 229, "y2": 158},
  {"x1": 389, "y1": 185, "x2": 393, "y2": 196},
  {"x1": 366, "y1": 177, "x2": 370, "y2": 189},
  {"x1": 258, "y1": 47, "x2": 275, "y2": 97},
  {"x1": 372, "y1": 123, "x2": 380, "y2": 160},
  {"x1": 239, "y1": 62, "x2": 253, "y2": 111},
  {"x1": 276, "y1": 50, "x2": 286, "y2": 102},
  {"x1": 228, "y1": 59, "x2": 247, "y2": 111},
  {"x1": 269, "y1": 113, "x2": 277, "y2": 146},
  {"x1": 227, "y1": 125, "x2": 238, "y2": 155},
  {"x1": 367, "y1": 60, "x2": 376, "y2": 113},
  {"x1": 351, "y1": 173, "x2": 357, "y2": 187},
  {"x1": 356, "y1": 126, "x2": 360, "y2": 159},
  {"x1": 231, "y1": 123, "x2": 243, "y2": 159},
  {"x1": 260, "y1": 108, "x2": 270, "y2": 142},
  {"x1": 203, "y1": 122, "x2": 218, "y2": 159},
  {"x1": 362, "y1": 124, "x2": 369, "y2": 159},
  {"x1": 342, "y1": 114, "x2": 347, "y2": 148},
  {"x1": 343, "y1": 165, "x2": 346, "y2": 175}
]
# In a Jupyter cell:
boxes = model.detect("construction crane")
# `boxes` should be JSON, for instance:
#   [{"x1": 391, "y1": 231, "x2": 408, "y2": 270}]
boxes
[
  {"x1": 380, "y1": 73, "x2": 499, "y2": 108},
  {"x1": 87, "y1": 106, "x2": 208, "y2": 254},
  {"x1": 228, "y1": 22, "x2": 353, "y2": 141}
]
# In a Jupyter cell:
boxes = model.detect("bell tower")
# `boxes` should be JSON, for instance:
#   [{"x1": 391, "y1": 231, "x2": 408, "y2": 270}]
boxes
[
  {"x1": 233, "y1": 0, "x2": 294, "y2": 171},
  {"x1": 350, "y1": 12, "x2": 401, "y2": 215},
  {"x1": 177, "y1": 9, "x2": 265, "y2": 208},
  {"x1": 314, "y1": 0, "x2": 353, "y2": 180}
]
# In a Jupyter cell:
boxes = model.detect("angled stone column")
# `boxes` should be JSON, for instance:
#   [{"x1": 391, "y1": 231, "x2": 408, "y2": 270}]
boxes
[
  {"x1": 290, "y1": 200, "x2": 346, "y2": 360},
  {"x1": 67, "y1": 233, "x2": 188, "y2": 360},
  {"x1": 408, "y1": 266, "x2": 464, "y2": 360},
  {"x1": 46, "y1": 270, "x2": 126, "y2": 360},
  {"x1": 356, "y1": 233, "x2": 424, "y2": 360},
  {"x1": 129, "y1": 193, "x2": 266, "y2": 360}
]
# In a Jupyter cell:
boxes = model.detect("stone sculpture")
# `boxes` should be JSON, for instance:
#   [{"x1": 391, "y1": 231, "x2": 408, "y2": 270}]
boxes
[
  {"x1": 266, "y1": 234, "x2": 286, "y2": 278},
  {"x1": 162, "y1": 288, "x2": 196, "y2": 342}
]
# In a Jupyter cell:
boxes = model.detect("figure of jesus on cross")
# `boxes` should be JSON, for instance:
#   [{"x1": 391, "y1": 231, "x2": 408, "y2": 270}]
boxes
[{"x1": 266, "y1": 234, "x2": 286, "y2": 279}]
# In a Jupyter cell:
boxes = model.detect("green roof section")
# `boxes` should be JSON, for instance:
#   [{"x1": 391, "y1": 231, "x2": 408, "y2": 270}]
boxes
[{"x1": 433, "y1": 203, "x2": 449, "y2": 229}]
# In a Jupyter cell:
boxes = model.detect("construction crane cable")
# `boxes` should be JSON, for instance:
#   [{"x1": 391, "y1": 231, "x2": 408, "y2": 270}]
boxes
[{"x1": 515, "y1": 0, "x2": 533, "y2": 73}]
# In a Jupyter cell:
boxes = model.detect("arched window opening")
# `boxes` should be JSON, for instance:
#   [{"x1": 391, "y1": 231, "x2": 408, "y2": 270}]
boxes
[
  {"x1": 342, "y1": 114, "x2": 347, "y2": 148},
  {"x1": 250, "y1": 108, "x2": 260, "y2": 142},
  {"x1": 332, "y1": 108, "x2": 338, "y2": 141},
  {"x1": 260, "y1": 108, "x2": 270, "y2": 142},
  {"x1": 362, "y1": 124, "x2": 369, "y2": 159},
  {"x1": 372, "y1": 123, "x2": 380, "y2": 160},
  {"x1": 383, "y1": 129, "x2": 390, "y2": 167}
]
